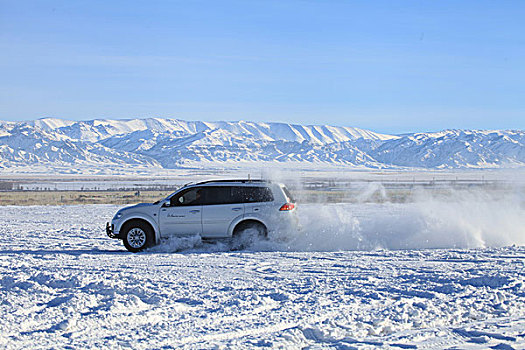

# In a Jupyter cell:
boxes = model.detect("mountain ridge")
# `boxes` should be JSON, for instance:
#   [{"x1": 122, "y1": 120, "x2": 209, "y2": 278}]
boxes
[{"x1": 1, "y1": 117, "x2": 524, "y2": 173}]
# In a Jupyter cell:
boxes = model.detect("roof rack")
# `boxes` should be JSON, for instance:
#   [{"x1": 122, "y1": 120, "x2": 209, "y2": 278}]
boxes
[{"x1": 195, "y1": 179, "x2": 270, "y2": 185}]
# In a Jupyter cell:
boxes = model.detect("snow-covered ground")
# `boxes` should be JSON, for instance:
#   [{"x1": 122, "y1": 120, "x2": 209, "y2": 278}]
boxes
[{"x1": 1, "y1": 199, "x2": 524, "y2": 349}]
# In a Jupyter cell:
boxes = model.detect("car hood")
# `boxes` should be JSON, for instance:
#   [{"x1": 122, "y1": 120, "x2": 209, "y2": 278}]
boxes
[{"x1": 121, "y1": 202, "x2": 156, "y2": 211}]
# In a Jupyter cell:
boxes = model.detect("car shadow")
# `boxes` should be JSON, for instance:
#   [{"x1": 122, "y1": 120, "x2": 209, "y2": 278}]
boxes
[
  {"x1": 0, "y1": 248, "x2": 128, "y2": 256},
  {"x1": 0, "y1": 247, "x2": 270, "y2": 256}
]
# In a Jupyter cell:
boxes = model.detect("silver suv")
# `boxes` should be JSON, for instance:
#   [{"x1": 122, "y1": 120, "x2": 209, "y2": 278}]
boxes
[{"x1": 106, "y1": 180, "x2": 297, "y2": 252}]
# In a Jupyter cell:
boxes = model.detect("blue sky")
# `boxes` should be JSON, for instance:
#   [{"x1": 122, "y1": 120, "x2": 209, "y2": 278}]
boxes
[{"x1": 0, "y1": 0, "x2": 524, "y2": 133}]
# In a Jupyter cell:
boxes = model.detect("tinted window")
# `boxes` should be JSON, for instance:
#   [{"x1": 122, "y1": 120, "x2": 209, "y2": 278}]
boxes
[
  {"x1": 200, "y1": 186, "x2": 238, "y2": 205},
  {"x1": 239, "y1": 187, "x2": 274, "y2": 203},
  {"x1": 282, "y1": 186, "x2": 295, "y2": 203},
  {"x1": 172, "y1": 185, "x2": 274, "y2": 206},
  {"x1": 170, "y1": 187, "x2": 203, "y2": 206}
]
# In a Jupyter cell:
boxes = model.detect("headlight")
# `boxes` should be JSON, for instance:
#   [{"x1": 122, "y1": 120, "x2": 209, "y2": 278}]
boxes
[{"x1": 113, "y1": 212, "x2": 123, "y2": 220}]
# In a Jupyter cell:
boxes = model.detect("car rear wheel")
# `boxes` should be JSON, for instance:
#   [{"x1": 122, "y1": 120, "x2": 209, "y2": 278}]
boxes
[
  {"x1": 122, "y1": 221, "x2": 154, "y2": 252},
  {"x1": 231, "y1": 221, "x2": 267, "y2": 250}
]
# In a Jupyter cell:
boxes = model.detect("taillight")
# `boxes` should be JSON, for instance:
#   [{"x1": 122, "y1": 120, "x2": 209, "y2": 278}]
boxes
[{"x1": 279, "y1": 203, "x2": 295, "y2": 211}]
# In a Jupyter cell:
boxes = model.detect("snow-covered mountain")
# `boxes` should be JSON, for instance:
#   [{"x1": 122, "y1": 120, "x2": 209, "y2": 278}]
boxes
[{"x1": 1, "y1": 117, "x2": 524, "y2": 172}]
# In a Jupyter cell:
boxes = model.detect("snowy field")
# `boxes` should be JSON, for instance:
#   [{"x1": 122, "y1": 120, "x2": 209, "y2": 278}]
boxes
[{"x1": 1, "y1": 196, "x2": 525, "y2": 349}]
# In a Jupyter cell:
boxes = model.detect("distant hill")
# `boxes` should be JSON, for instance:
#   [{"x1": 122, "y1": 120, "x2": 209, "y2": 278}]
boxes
[{"x1": 1, "y1": 118, "x2": 524, "y2": 173}]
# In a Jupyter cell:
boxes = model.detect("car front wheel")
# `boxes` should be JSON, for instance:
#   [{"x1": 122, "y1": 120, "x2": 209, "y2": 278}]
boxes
[{"x1": 122, "y1": 221, "x2": 154, "y2": 252}]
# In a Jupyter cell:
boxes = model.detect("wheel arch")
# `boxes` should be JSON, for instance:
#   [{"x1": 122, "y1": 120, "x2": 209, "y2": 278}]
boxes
[
  {"x1": 230, "y1": 218, "x2": 267, "y2": 237},
  {"x1": 120, "y1": 216, "x2": 160, "y2": 243}
]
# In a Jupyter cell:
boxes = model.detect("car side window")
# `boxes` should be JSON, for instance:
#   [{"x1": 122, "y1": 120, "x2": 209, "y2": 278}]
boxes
[
  {"x1": 170, "y1": 187, "x2": 203, "y2": 206},
  {"x1": 238, "y1": 187, "x2": 274, "y2": 203},
  {"x1": 200, "y1": 186, "x2": 241, "y2": 205}
]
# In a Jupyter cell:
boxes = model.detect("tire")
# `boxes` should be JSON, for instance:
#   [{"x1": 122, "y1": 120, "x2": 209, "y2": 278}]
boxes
[
  {"x1": 231, "y1": 221, "x2": 267, "y2": 250},
  {"x1": 122, "y1": 220, "x2": 154, "y2": 253}
]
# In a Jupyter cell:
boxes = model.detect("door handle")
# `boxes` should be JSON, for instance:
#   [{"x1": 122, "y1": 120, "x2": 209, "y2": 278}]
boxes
[
  {"x1": 232, "y1": 207, "x2": 242, "y2": 211},
  {"x1": 189, "y1": 210, "x2": 200, "y2": 214}
]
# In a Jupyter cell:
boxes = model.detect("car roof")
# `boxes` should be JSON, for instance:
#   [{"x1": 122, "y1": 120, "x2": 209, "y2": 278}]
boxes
[
  {"x1": 197, "y1": 179, "x2": 269, "y2": 185},
  {"x1": 180, "y1": 179, "x2": 279, "y2": 188}
]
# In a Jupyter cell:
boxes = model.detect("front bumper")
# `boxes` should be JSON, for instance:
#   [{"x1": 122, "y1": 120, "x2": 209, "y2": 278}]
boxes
[{"x1": 106, "y1": 222, "x2": 119, "y2": 239}]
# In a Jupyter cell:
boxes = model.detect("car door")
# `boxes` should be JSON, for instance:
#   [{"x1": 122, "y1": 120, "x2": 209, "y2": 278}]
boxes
[
  {"x1": 201, "y1": 186, "x2": 244, "y2": 238},
  {"x1": 159, "y1": 187, "x2": 203, "y2": 236},
  {"x1": 242, "y1": 186, "x2": 275, "y2": 221}
]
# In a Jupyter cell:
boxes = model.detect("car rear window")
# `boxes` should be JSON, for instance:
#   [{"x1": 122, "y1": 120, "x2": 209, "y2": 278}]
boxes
[{"x1": 282, "y1": 186, "x2": 295, "y2": 203}]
